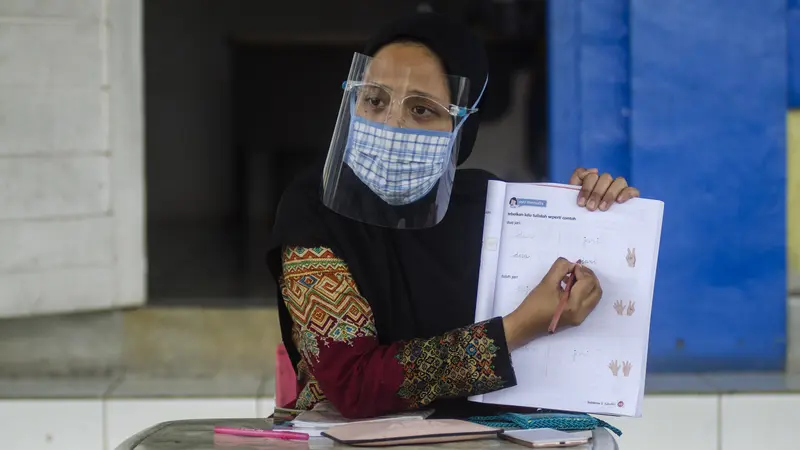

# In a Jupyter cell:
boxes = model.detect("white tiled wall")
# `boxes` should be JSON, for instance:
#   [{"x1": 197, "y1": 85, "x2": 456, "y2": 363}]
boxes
[
  {"x1": 256, "y1": 397, "x2": 277, "y2": 418},
  {"x1": 0, "y1": 156, "x2": 111, "y2": 219},
  {"x1": 720, "y1": 394, "x2": 800, "y2": 450},
  {"x1": 0, "y1": 217, "x2": 115, "y2": 272},
  {"x1": 605, "y1": 396, "x2": 720, "y2": 450},
  {"x1": 0, "y1": 394, "x2": 798, "y2": 450},
  {"x1": 0, "y1": 399, "x2": 105, "y2": 450},
  {"x1": 0, "y1": 0, "x2": 102, "y2": 18},
  {"x1": 0, "y1": 267, "x2": 116, "y2": 316},
  {"x1": 104, "y1": 398, "x2": 258, "y2": 450},
  {"x1": 0, "y1": 87, "x2": 105, "y2": 154}
]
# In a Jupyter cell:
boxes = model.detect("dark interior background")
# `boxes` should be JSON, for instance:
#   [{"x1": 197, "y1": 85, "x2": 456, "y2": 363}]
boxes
[{"x1": 144, "y1": 0, "x2": 547, "y2": 306}]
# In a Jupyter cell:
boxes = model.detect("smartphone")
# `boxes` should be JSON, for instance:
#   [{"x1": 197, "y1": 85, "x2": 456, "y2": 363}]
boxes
[{"x1": 500, "y1": 429, "x2": 592, "y2": 448}]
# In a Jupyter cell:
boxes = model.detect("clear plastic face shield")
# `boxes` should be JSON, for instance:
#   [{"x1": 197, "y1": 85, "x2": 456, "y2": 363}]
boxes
[{"x1": 321, "y1": 51, "x2": 485, "y2": 229}]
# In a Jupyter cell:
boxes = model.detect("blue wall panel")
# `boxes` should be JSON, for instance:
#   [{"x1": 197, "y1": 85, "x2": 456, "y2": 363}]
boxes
[
  {"x1": 548, "y1": 0, "x2": 630, "y2": 182},
  {"x1": 578, "y1": 0, "x2": 630, "y2": 178},
  {"x1": 548, "y1": 0, "x2": 581, "y2": 181},
  {"x1": 549, "y1": 0, "x2": 787, "y2": 371},
  {"x1": 629, "y1": 0, "x2": 787, "y2": 370},
  {"x1": 788, "y1": 6, "x2": 800, "y2": 107}
]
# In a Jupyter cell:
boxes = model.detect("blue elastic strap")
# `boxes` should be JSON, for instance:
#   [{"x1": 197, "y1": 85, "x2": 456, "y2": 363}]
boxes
[
  {"x1": 451, "y1": 75, "x2": 488, "y2": 134},
  {"x1": 468, "y1": 412, "x2": 623, "y2": 437},
  {"x1": 453, "y1": 74, "x2": 489, "y2": 118}
]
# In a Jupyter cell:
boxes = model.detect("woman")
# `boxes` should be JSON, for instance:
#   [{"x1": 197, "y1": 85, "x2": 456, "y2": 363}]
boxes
[{"x1": 267, "y1": 13, "x2": 640, "y2": 419}]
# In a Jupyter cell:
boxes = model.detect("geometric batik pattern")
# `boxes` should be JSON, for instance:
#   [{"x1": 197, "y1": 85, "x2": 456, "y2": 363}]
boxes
[
  {"x1": 279, "y1": 246, "x2": 510, "y2": 412},
  {"x1": 280, "y1": 246, "x2": 377, "y2": 365},
  {"x1": 294, "y1": 360, "x2": 326, "y2": 410},
  {"x1": 395, "y1": 320, "x2": 508, "y2": 408},
  {"x1": 279, "y1": 246, "x2": 379, "y2": 410}
]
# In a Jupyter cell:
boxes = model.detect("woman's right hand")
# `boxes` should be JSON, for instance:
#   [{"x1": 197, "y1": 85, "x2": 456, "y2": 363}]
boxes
[{"x1": 503, "y1": 258, "x2": 602, "y2": 350}]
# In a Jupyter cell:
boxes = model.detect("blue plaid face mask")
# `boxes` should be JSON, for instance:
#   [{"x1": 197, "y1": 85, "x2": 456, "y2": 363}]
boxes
[{"x1": 344, "y1": 115, "x2": 454, "y2": 206}]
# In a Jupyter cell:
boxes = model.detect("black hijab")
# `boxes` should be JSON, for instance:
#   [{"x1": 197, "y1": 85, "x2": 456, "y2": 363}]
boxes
[
  {"x1": 363, "y1": 12, "x2": 488, "y2": 166},
  {"x1": 321, "y1": 13, "x2": 491, "y2": 228},
  {"x1": 267, "y1": 12, "x2": 502, "y2": 416}
]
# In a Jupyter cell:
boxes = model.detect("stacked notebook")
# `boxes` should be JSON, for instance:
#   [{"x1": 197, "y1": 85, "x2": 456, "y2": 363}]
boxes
[{"x1": 275, "y1": 401, "x2": 434, "y2": 437}]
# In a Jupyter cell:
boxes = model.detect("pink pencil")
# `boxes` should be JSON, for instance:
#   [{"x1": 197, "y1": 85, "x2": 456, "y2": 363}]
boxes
[
  {"x1": 548, "y1": 259, "x2": 582, "y2": 334},
  {"x1": 214, "y1": 426, "x2": 310, "y2": 440}
]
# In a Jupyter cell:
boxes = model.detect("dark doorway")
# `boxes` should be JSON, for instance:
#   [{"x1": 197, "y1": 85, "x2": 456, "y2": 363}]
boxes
[{"x1": 144, "y1": 0, "x2": 547, "y2": 307}]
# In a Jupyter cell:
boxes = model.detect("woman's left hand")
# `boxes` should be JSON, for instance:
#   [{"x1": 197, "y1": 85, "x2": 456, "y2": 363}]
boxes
[{"x1": 569, "y1": 167, "x2": 640, "y2": 211}]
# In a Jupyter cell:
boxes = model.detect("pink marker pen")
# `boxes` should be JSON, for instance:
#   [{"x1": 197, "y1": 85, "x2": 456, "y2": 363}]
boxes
[{"x1": 214, "y1": 426, "x2": 310, "y2": 440}]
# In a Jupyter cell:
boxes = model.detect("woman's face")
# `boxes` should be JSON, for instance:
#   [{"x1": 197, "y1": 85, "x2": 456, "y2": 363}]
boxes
[{"x1": 356, "y1": 43, "x2": 453, "y2": 132}]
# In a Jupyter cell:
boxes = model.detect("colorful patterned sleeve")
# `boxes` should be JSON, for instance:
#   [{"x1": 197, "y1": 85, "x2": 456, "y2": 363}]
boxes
[{"x1": 279, "y1": 246, "x2": 517, "y2": 418}]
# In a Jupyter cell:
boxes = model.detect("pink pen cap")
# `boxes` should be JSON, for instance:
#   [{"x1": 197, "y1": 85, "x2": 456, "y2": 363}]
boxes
[{"x1": 213, "y1": 426, "x2": 310, "y2": 440}]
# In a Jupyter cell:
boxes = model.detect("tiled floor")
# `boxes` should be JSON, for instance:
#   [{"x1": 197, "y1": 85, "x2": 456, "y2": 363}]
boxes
[{"x1": 0, "y1": 374, "x2": 799, "y2": 450}]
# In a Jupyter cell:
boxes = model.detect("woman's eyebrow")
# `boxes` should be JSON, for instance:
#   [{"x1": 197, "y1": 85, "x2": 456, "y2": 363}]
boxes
[
  {"x1": 363, "y1": 80, "x2": 447, "y2": 103},
  {"x1": 407, "y1": 88, "x2": 446, "y2": 102},
  {"x1": 362, "y1": 80, "x2": 392, "y2": 92}
]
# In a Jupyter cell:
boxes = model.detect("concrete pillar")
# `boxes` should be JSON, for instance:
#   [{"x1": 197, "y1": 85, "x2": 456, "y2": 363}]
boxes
[{"x1": 0, "y1": 0, "x2": 144, "y2": 317}]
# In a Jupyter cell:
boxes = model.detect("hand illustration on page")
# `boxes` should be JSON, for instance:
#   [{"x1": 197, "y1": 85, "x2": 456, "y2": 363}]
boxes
[
  {"x1": 608, "y1": 360, "x2": 620, "y2": 376},
  {"x1": 626, "y1": 301, "x2": 636, "y2": 316},
  {"x1": 613, "y1": 300, "x2": 625, "y2": 316},
  {"x1": 626, "y1": 248, "x2": 636, "y2": 268},
  {"x1": 622, "y1": 361, "x2": 632, "y2": 377}
]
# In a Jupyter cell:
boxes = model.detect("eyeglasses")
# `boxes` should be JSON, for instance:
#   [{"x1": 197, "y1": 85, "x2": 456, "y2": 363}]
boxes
[{"x1": 342, "y1": 81, "x2": 477, "y2": 131}]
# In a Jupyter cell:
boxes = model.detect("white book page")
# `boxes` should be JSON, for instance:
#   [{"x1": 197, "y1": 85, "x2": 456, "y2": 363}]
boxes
[
  {"x1": 469, "y1": 180, "x2": 507, "y2": 404},
  {"x1": 476, "y1": 183, "x2": 663, "y2": 417},
  {"x1": 474, "y1": 180, "x2": 508, "y2": 323}
]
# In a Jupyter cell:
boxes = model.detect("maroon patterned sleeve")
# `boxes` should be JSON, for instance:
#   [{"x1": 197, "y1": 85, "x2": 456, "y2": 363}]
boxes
[{"x1": 279, "y1": 246, "x2": 516, "y2": 418}]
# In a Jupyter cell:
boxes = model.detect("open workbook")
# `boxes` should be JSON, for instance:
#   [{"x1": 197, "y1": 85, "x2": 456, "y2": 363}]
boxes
[{"x1": 470, "y1": 181, "x2": 664, "y2": 417}]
